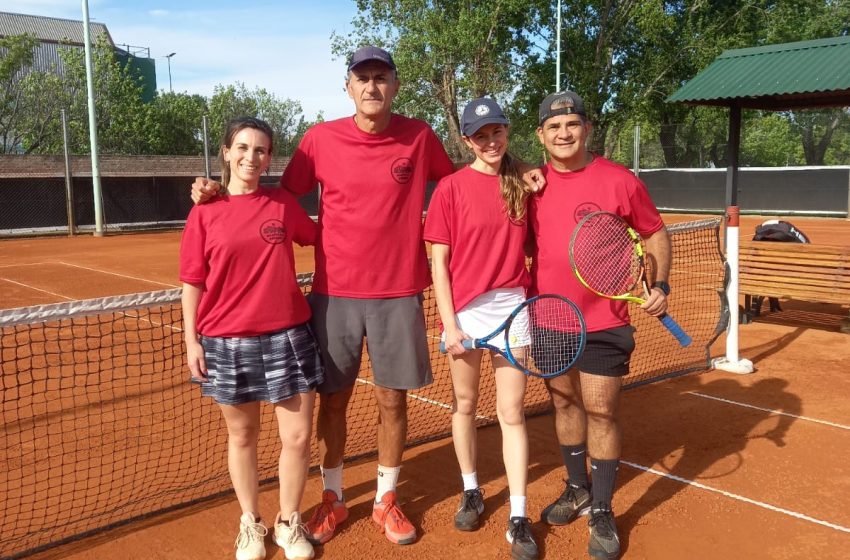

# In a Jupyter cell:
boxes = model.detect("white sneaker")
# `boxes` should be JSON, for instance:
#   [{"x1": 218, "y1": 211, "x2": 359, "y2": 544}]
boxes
[
  {"x1": 275, "y1": 511, "x2": 315, "y2": 560},
  {"x1": 235, "y1": 512, "x2": 268, "y2": 560}
]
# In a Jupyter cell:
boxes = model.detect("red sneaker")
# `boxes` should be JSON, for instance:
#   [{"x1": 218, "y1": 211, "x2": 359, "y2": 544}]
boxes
[
  {"x1": 371, "y1": 491, "x2": 417, "y2": 545},
  {"x1": 306, "y1": 490, "x2": 349, "y2": 544}
]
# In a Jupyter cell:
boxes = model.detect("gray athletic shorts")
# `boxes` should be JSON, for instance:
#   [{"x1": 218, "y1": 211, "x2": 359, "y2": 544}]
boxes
[{"x1": 308, "y1": 293, "x2": 433, "y2": 393}]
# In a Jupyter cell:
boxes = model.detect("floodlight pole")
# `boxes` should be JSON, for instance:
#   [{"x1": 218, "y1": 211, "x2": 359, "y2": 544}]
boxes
[
  {"x1": 82, "y1": 0, "x2": 104, "y2": 236},
  {"x1": 555, "y1": 0, "x2": 562, "y2": 92},
  {"x1": 165, "y1": 52, "x2": 176, "y2": 93}
]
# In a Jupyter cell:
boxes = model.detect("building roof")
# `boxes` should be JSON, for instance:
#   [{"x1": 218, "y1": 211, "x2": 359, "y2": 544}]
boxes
[
  {"x1": 668, "y1": 36, "x2": 850, "y2": 110},
  {"x1": 0, "y1": 11, "x2": 113, "y2": 47}
]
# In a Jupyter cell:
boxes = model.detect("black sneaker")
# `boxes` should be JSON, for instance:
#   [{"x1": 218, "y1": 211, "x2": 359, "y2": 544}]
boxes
[
  {"x1": 506, "y1": 517, "x2": 538, "y2": 560},
  {"x1": 588, "y1": 507, "x2": 620, "y2": 559},
  {"x1": 540, "y1": 481, "x2": 591, "y2": 525},
  {"x1": 454, "y1": 488, "x2": 485, "y2": 531}
]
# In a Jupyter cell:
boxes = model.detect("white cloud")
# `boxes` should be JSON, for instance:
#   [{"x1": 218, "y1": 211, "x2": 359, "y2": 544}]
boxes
[{"x1": 148, "y1": 9, "x2": 169, "y2": 17}]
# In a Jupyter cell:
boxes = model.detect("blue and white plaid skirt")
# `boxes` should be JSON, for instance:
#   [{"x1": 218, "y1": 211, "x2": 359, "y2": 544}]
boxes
[{"x1": 198, "y1": 323, "x2": 324, "y2": 405}]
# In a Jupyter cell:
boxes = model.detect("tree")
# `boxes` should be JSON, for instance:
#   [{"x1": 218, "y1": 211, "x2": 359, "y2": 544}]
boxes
[
  {"x1": 332, "y1": 0, "x2": 547, "y2": 159},
  {"x1": 208, "y1": 83, "x2": 311, "y2": 156},
  {"x1": 58, "y1": 34, "x2": 154, "y2": 155},
  {"x1": 148, "y1": 92, "x2": 208, "y2": 155},
  {"x1": 0, "y1": 33, "x2": 62, "y2": 154}
]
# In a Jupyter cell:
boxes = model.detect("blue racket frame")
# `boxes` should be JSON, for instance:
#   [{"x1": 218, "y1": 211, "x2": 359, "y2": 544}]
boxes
[{"x1": 439, "y1": 294, "x2": 586, "y2": 379}]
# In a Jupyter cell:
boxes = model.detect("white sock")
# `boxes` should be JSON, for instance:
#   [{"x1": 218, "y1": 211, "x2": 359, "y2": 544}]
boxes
[
  {"x1": 509, "y1": 495, "x2": 526, "y2": 519},
  {"x1": 461, "y1": 472, "x2": 479, "y2": 491},
  {"x1": 376, "y1": 465, "x2": 401, "y2": 502},
  {"x1": 321, "y1": 464, "x2": 344, "y2": 501}
]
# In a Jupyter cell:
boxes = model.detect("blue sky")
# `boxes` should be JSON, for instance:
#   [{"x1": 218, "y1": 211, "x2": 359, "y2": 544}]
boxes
[{"x1": 5, "y1": 0, "x2": 362, "y2": 120}]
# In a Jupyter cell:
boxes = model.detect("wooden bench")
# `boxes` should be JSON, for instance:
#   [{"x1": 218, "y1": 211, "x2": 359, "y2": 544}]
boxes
[{"x1": 738, "y1": 240, "x2": 850, "y2": 331}]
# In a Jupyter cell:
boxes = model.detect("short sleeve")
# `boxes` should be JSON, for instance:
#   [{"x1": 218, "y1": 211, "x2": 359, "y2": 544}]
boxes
[
  {"x1": 288, "y1": 196, "x2": 318, "y2": 247},
  {"x1": 423, "y1": 178, "x2": 453, "y2": 245},
  {"x1": 425, "y1": 128, "x2": 455, "y2": 181},
  {"x1": 280, "y1": 128, "x2": 318, "y2": 196},
  {"x1": 624, "y1": 177, "x2": 664, "y2": 237},
  {"x1": 179, "y1": 207, "x2": 208, "y2": 284}
]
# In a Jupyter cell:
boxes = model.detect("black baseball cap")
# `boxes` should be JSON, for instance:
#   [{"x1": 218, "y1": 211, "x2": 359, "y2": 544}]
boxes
[
  {"x1": 347, "y1": 46, "x2": 396, "y2": 72},
  {"x1": 538, "y1": 91, "x2": 587, "y2": 125},
  {"x1": 461, "y1": 97, "x2": 509, "y2": 136}
]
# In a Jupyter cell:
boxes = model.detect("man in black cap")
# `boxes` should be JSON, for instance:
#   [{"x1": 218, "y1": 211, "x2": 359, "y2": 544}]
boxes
[{"x1": 527, "y1": 91, "x2": 673, "y2": 560}]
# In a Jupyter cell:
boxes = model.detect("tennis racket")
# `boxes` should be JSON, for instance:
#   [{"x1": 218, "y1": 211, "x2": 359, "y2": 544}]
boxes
[
  {"x1": 439, "y1": 294, "x2": 586, "y2": 379},
  {"x1": 569, "y1": 211, "x2": 692, "y2": 347}
]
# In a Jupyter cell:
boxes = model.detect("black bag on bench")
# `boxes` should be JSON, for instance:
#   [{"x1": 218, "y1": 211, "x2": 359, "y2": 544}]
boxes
[{"x1": 746, "y1": 220, "x2": 811, "y2": 316}]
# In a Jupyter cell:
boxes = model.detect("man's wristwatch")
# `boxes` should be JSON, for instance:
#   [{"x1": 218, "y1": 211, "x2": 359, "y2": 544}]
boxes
[{"x1": 651, "y1": 281, "x2": 671, "y2": 296}]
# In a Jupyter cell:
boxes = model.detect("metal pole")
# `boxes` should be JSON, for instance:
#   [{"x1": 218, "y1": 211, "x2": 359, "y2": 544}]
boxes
[
  {"x1": 555, "y1": 0, "x2": 561, "y2": 92},
  {"x1": 165, "y1": 52, "x2": 176, "y2": 93},
  {"x1": 82, "y1": 0, "x2": 104, "y2": 236},
  {"x1": 633, "y1": 124, "x2": 640, "y2": 177},
  {"x1": 202, "y1": 115, "x2": 211, "y2": 178},
  {"x1": 61, "y1": 109, "x2": 75, "y2": 236}
]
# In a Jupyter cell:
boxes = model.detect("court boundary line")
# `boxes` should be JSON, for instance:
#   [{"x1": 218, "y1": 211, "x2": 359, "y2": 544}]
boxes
[
  {"x1": 0, "y1": 262, "x2": 52, "y2": 268},
  {"x1": 355, "y1": 378, "x2": 495, "y2": 422},
  {"x1": 621, "y1": 460, "x2": 850, "y2": 534},
  {"x1": 685, "y1": 391, "x2": 850, "y2": 430},
  {"x1": 356, "y1": 380, "x2": 848, "y2": 535},
  {"x1": 57, "y1": 261, "x2": 179, "y2": 288},
  {"x1": 0, "y1": 277, "x2": 73, "y2": 300}
]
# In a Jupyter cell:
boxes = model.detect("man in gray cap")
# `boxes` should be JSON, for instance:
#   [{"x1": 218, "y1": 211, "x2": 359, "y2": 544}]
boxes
[{"x1": 528, "y1": 91, "x2": 673, "y2": 560}]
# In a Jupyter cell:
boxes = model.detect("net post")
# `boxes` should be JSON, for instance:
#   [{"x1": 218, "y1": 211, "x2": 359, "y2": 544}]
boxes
[{"x1": 712, "y1": 205, "x2": 754, "y2": 374}]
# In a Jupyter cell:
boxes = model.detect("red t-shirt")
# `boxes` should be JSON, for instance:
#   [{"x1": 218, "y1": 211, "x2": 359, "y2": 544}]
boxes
[
  {"x1": 528, "y1": 157, "x2": 663, "y2": 332},
  {"x1": 179, "y1": 187, "x2": 316, "y2": 337},
  {"x1": 424, "y1": 166, "x2": 530, "y2": 312},
  {"x1": 281, "y1": 114, "x2": 454, "y2": 298}
]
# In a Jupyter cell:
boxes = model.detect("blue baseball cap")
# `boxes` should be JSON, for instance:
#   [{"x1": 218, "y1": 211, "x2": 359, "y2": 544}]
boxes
[{"x1": 461, "y1": 97, "x2": 509, "y2": 136}]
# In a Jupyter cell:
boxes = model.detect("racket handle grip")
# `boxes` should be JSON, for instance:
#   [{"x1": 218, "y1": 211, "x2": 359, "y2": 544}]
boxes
[
  {"x1": 659, "y1": 313, "x2": 692, "y2": 347},
  {"x1": 439, "y1": 339, "x2": 476, "y2": 353}
]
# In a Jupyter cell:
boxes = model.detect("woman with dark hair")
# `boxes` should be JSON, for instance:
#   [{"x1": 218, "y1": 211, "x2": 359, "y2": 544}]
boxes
[{"x1": 180, "y1": 117, "x2": 322, "y2": 560}]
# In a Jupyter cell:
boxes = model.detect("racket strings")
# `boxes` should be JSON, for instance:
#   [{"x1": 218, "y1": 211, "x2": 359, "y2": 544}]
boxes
[
  {"x1": 572, "y1": 215, "x2": 642, "y2": 296},
  {"x1": 506, "y1": 297, "x2": 584, "y2": 377}
]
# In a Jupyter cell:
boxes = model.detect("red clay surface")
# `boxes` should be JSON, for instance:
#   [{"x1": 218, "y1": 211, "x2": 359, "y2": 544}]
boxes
[{"x1": 2, "y1": 214, "x2": 849, "y2": 560}]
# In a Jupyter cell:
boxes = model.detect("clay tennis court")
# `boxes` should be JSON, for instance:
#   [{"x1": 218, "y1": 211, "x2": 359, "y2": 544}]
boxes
[{"x1": 1, "y1": 214, "x2": 849, "y2": 560}]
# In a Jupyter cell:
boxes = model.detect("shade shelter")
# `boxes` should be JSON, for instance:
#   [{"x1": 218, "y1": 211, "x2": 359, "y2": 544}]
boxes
[{"x1": 667, "y1": 35, "x2": 850, "y2": 373}]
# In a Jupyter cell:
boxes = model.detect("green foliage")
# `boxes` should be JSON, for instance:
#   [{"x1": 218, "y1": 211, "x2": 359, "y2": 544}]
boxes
[
  {"x1": 332, "y1": 0, "x2": 548, "y2": 159},
  {"x1": 58, "y1": 35, "x2": 158, "y2": 155},
  {"x1": 148, "y1": 92, "x2": 209, "y2": 155},
  {"x1": 208, "y1": 83, "x2": 310, "y2": 156},
  {"x1": 0, "y1": 33, "x2": 39, "y2": 152}
]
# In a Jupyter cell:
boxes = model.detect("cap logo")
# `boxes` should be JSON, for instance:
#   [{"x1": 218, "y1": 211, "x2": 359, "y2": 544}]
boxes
[
  {"x1": 550, "y1": 96, "x2": 575, "y2": 113},
  {"x1": 474, "y1": 104, "x2": 490, "y2": 116}
]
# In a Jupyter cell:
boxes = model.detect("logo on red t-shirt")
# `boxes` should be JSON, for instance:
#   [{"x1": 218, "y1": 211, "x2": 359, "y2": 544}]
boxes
[
  {"x1": 391, "y1": 157, "x2": 415, "y2": 184},
  {"x1": 260, "y1": 219, "x2": 287, "y2": 244},
  {"x1": 574, "y1": 202, "x2": 601, "y2": 223}
]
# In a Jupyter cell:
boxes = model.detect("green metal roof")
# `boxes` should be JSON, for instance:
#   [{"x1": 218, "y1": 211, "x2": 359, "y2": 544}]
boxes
[{"x1": 668, "y1": 36, "x2": 850, "y2": 110}]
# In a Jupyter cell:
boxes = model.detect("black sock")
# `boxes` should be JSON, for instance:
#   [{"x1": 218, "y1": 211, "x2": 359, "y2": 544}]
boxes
[
  {"x1": 590, "y1": 458, "x2": 619, "y2": 510},
  {"x1": 560, "y1": 444, "x2": 589, "y2": 489}
]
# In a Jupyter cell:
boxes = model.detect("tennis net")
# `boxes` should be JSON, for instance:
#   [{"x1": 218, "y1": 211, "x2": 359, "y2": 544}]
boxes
[{"x1": 0, "y1": 217, "x2": 724, "y2": 559}]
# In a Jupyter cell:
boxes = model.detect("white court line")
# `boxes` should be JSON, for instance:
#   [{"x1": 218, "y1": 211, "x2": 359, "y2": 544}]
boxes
[
  {"x1": 622, "y1": 460, "x2": 850, "y2": 534},
  {"x1": 57, "y1": 261, "x2": 179, "y2": 288},
  {"x1": 686, "y1": 391, "x2": 850, "y2": 431},
  {"x1": 0, "y1": 277, "x2": 73, "y2": 300},
  {"x1": 119, "y1": 311, "x2": 184, "y2": 334},
  {"x1": 0, "y1": 262, "x2": 51, "y2": 268},
  {"x1": 356, "y1": 378, "x2": 495, "y2": 422}
]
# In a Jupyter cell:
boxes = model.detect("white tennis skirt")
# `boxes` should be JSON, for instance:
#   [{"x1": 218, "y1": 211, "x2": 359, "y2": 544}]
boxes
[{"x1": 442, "y1": 287, "x2": 529, "y2": 352}]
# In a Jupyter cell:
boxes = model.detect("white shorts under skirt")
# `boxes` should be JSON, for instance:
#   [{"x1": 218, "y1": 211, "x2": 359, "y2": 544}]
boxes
[{"x1": 441, "y1": 287, "x2": 529, "y2": 352}]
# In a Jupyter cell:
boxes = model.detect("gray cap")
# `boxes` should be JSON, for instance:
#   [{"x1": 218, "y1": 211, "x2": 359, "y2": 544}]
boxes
[
  {"x1": 347, "y1": 46, "x2": 396, "y2": 72},
  {"x1": 461, "y1": 97, "x2": 509, "y2": 136},
  {"x1": 538, "y1": 91, "x2": 586, "y2": 125}
]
